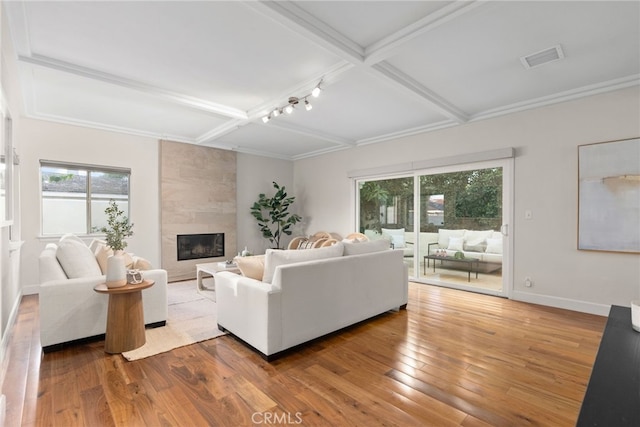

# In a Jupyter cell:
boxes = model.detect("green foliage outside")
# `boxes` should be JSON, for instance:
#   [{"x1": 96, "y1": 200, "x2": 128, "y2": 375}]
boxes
[{"x1": 359, "y1": 168, "x2": 502, "y2": 232}]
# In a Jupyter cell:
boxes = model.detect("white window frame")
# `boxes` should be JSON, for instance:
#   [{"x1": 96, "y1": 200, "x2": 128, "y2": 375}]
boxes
[{"x1": 40, "y1": 161, "x2": 131, "y2": 236}]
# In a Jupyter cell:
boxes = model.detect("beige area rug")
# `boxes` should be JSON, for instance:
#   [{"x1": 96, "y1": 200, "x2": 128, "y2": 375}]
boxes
[{"x1": 122, "y1": 279, "x2": 226, "y2": 361}]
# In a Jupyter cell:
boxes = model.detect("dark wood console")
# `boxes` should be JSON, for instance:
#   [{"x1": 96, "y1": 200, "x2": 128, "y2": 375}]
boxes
[{"x1": 576, "y1": 305, "x2": 640, "y2": 426}]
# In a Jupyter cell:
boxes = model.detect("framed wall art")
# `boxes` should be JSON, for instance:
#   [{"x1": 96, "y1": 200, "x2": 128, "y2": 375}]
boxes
[{"x1": 578, "y1": 137, "x2": 640, "y2": 253}]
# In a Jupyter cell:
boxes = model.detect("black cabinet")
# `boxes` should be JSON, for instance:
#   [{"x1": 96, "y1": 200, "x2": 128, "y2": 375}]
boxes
[{"x1": 577, "y1": 305, "x2": 640, "y2": 426}]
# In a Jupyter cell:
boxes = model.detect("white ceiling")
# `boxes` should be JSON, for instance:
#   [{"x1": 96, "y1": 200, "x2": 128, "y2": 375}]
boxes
[{"x1": 5, "y1": 1, "x2": 639, "y2": 160}]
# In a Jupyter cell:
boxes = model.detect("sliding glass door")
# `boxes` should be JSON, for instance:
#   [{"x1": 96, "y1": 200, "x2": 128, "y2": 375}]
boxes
[
  {"x1": 416, "y1": 162, "x2": 508, "y2": 295},
  {"x1": 356, "y1": 158, "x2": 512, "y2": 296}
]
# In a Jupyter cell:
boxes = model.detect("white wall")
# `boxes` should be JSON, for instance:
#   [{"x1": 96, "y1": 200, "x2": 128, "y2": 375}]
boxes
[
  {"x1": 293, "y1": 87, "x2": 640, "y2": 315},
  {"x1": 19, "y1": 120, "x2": 160, "y2": 292},
  {"x1": 1, "y1": 2, "x2": 25, "y2": 375},
  {"x1": 236, "y1": 153, "x2": 296, "y2": 254}
]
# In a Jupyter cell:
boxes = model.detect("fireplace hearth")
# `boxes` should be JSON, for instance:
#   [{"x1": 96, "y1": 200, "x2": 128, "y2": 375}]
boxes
[{"x1": 177, "y1": 233, "x2": 224, "y2": 261}]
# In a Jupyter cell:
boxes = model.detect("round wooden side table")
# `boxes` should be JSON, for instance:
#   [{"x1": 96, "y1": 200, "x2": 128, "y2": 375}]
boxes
[{"x1": 94, "y1": 280, "x2": 154, "y2": 354}]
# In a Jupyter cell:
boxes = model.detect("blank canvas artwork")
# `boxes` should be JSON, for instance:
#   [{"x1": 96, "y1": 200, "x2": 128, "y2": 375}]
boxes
[{"x1": 578, "y1": 138, "x2": 640, "y2": 253}]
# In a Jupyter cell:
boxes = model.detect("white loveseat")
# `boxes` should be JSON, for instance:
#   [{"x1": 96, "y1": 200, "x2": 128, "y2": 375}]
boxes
[
  {"x1": 38, "y1": 235, "x2": 168, "y2": 352},
  {"x1": 215, "y1": 240, "x2": 408, "y2": 360}
]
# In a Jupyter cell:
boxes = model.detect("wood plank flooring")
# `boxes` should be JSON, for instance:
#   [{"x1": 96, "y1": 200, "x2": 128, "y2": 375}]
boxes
[{"x1": 2, "y1": 282, "x2": 606, "y2": 426}]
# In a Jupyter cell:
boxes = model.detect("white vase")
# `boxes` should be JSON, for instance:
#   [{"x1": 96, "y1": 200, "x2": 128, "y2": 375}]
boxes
[{"x1": 106, "y1": 250, "x2": 127, "y2": 288}]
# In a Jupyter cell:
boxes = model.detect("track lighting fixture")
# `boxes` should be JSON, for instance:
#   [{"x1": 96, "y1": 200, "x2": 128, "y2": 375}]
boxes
[{"x1": 261, "y1": 79, "x2": 322, "y2": 123}]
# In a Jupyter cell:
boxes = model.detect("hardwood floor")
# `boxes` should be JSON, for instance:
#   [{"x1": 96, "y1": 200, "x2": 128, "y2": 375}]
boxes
[{"x1": 2, "y1": 282, "x2": 606, "y2": 426}]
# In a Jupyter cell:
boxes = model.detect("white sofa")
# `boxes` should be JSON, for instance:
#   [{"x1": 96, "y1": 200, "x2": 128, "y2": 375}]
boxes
[
  {"x1": 38, "y1": 235, "x2": 168, "y2": 352},
  {"x1": 365, "y1": 228, "x2": 503, "y2": 272},
  {"x1": 215, "y1": 240, "x2": 408, "y2": 360}
]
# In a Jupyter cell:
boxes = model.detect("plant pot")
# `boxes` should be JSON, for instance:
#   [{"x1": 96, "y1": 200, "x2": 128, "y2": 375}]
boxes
[{"x1": 106, "y1": 250, "x2": 127, "y2": 288}]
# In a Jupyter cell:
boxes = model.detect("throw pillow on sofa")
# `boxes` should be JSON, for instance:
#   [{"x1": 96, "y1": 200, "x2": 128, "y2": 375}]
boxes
[
  {"x1": 437, "y1": 229, "x2": 466, "y2": 249},
  {"x1": 234, "y1": 255, "x2": 265, "y2": 281},
  {"x1": 447, "y1": 237, "x2": 464, "y2": 252},
  {"x1": 56, "y1": 238, "x2": 102, "y2": 279},
  {"x1": 90, "y1": 238, "x2": 137, "y2": 273},
  {"x1": 485, "y1": 238, "x2": 503, "y2": 254},
  {"x1": 463, "y1": 229, "x2": 494, "y2": 252},
  {"x1": 263, "y1": 243, "x2": 344, "y2": 284},
  {"x1": 381, "y1": 228, "x2": 406, "y2": 248}
]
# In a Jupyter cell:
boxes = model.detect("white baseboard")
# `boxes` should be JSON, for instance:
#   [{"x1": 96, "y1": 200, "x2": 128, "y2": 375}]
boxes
[
  {"x1": 0, "y1": 288, "x2": 23, "y2": 400},
  {"x1": 22, "y1": 284, "x2": 40, "y2": 296},
  {"x1": 511, "y1": 290, "x2": 611, "y2": 316},
  {"x1": 0, "y1": 394, "x2": 5, "y2": 427}
]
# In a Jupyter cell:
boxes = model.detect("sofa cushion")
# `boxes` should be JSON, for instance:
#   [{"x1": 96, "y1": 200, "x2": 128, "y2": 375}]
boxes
[
  {"x1": 463, "y1": 229, "x2": 494, "y2": 252},
  {"x1": 263, "y1": 243, "x2": 344, "y2": 284},
  {"x1": 133, "y1": 256, "x2": 152, "y2": 271},
  {"x1": 381, "y1": 228, "x2": 406, "y2": 248},
  {"x1": 343, "y1": 238, "x2": 390, "y2": 256},
  {"x1": 447, "y1": 236, "x2": 464, "y2": 251},
  {"x1": 94, "y1": 243, "x2": 113, "y2": 274},
  {"x1": 437, "y1": 229, "x2": 466, "y2": 249},
  {"x1": 39, "y1": 243, "x2": 68, "y2": 282},
  {"x1": 56, "y1": 238, "x2": 103, "y2": 279},
  {"x1": 90, "y1": 238, "x2": 135, "y2": 271},
  {"x1": 486, "y1": 238, "x2": 503, "y2": 254},
  {"x1": 59, "y1": 233, "x2": 86, "y2": 246},
  {"x1": 235, "y1": 255, "x2": 265, "y2": 280}
]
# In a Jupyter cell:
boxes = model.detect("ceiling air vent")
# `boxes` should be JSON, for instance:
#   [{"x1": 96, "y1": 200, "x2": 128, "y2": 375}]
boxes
[{"x1": 520, "y1": 45, "x2": 564, "y2": 69}]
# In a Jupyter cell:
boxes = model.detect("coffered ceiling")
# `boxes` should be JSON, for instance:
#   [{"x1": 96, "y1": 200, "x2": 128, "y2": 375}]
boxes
[{"x1": 4, "y1": 1, "x2": 639, "y2": 160}]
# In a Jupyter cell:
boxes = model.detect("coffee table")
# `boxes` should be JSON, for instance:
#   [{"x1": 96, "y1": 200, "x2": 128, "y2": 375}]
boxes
[
  {"x1": 423, "y1": 255, "x2": 481, "y2": 282},
  {"x1": 196, "y1": 262, "x2": 241, "y2": 294},
  {"x1": 94, "y1": 280, "x2": 154, "y2": 353}
]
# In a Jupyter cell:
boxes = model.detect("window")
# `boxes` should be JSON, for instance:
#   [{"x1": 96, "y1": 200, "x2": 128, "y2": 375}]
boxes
[
  {"x1": 40, "y1": 161, "x2": 130, "y2": 236},
  {"x1": 358, "y1": 176, "x2": 414, "y2": 234}
]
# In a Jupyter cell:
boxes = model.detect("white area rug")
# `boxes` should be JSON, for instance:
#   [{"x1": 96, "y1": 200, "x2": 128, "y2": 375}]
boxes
[{"x1": 122, "y1": 279, "x2": 225, "y2": 361}]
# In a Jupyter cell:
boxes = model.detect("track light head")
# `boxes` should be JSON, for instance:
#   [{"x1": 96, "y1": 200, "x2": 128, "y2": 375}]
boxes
[{"x1": 264, "y1": 80, "x2": 321, "y2": 121}]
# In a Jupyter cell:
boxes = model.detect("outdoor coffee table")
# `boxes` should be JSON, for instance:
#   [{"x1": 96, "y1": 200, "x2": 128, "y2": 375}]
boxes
[{"x1": 423, "y1": 255, "x2": 481, "y2": 282}]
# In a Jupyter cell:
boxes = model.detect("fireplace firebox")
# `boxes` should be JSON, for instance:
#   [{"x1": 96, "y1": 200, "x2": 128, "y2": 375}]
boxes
[{"x1": 177, "y1": 233, "x2": 224, "y2": 261}]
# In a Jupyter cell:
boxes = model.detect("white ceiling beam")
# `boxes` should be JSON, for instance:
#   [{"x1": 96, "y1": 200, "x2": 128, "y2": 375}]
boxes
[
  {"x1": 356, "y1": 120, "x2": 458, "y2": 146},
  {"x1": 18, "y1": 54, "x2": 248, "y2": 120},
  {"x1": 244, "y1": 0, "x2": 365, "y2": 64},
  {"x1": 266, "y1": 121, "x2": 356, "y2": 148},
  {"x1": 364, "y1": 1, "x2": 486, "y2": 65},
  {"x1": 246, "y1": 61, "x2": 354, "y2": 120},
  {"x1": 245, "y1": 1, "x2": 469, "y2": 126},
  {"x1": 196, "y1": 120, "x2": 246, "y2": 145},
  {"x1": 371, "y1": 62, "x2": 469, "y2": 123}
]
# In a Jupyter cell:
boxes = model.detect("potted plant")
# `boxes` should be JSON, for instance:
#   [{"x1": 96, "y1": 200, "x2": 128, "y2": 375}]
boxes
[
  {"x1": 250, "y1": 182, "x2": 302, "y2": 249},
  {"x1": 100, "y1": 200, "x2": 134, "y2": 287}
]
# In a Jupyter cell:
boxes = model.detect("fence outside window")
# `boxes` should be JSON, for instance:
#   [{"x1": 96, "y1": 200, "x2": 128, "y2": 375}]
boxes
[{"x1": 40, "y1": 161, "x2": 130, "y2": 236}]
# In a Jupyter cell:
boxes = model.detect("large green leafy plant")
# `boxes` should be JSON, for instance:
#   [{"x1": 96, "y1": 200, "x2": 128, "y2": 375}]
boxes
[
  {"x1": 100, "y1": 200, "x2": 134, "y2": 251},
  {"x1": 250, "y1": 182, "x2": 302, "y2": 249}
]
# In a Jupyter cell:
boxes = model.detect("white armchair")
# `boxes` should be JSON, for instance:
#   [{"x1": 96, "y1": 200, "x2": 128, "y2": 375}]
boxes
[{"x1": 38, "y1": 235, "x2": 168, "y2": 352}]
